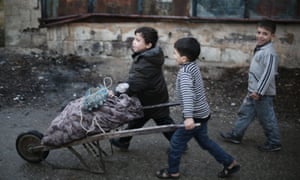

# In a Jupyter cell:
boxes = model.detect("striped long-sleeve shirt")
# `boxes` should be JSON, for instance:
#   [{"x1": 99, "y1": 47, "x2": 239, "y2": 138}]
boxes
[
  {"x1": 176, "y1": 61, "x2": 210, "y2": 119},
  {"x1": 248, "y1": 42, "x2": 279, "y2": 96}
]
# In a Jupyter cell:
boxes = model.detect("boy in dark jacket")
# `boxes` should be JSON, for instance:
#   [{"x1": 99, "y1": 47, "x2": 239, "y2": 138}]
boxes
[{"x1": 111, "y1": 27, "x2": 175, "y2": 150}]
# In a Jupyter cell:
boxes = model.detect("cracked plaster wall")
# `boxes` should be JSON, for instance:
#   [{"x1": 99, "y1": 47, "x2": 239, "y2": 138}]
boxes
[{"x1": 46, "y1": 22, "x2": 300, "y2": 68}]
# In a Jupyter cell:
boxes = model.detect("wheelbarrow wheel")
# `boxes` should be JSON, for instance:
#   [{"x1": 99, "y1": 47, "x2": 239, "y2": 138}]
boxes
[{"x1": 16, "y1": 130, "x2": 49, "y2": 163}]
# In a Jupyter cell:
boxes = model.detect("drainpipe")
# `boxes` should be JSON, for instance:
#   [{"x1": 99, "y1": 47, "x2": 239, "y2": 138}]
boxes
[{"x1": 41, "y1": 0, "x2": 47, "y2": 18}]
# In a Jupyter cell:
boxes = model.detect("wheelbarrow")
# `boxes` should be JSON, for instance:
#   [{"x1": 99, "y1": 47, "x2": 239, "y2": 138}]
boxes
[{"x1": 16, "y1": 102, "x2": 201, "y2": 173}]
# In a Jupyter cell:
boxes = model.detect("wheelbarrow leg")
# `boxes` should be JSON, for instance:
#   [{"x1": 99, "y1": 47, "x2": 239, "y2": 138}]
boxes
[
  {"x1": 82, "y1": 141, "x2": 107, "y2": 172},
  {"x1": 67, "y1": 145, "x2": 105, "y2": 174},
  {"x1": 93, "y1": 141, "x2": 106, "y2": 171}
]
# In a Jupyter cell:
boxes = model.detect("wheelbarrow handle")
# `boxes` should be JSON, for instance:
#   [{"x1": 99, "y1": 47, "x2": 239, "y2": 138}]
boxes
[
  {"x1": 31, "y1": 123, "x2": 202, "y2": 152},
  {"x1": 175, "y1": 123, "x2": 201, "y2": 128},
  {"x1": 142, "y1": 102, "x2": 180, "y2": 110}
]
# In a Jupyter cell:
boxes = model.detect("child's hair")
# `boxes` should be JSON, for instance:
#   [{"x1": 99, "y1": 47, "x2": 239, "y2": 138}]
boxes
[
  {"x1": 174, "y1": 37, "x2": 201, "y2": 62},
  {"x1": 134, "y1": 27, "x2": 158, "y2": 48},
  {"x1": 258, "y1": 19, "x2": 276, "y2": 34}
]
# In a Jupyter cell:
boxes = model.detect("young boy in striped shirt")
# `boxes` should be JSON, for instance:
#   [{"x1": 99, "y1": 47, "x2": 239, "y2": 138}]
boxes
[{"x1": 156, "y1": 37, "x2": 240, "y2": 179}]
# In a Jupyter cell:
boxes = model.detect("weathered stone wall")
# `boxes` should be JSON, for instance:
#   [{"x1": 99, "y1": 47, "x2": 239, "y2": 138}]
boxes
[
  {"x1": 4, "y1": 0, "x2": 300, "y2": 68},
  {"x1": 46, "y1": 22, "x2": 300, "y2": 68},
  {"x1": 4, "y1": 0, "x2": 47, "y2": 48}
]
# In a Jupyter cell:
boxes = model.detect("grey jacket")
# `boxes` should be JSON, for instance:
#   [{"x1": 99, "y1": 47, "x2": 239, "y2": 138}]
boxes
[{"x1": 248, "y1": 42, "x2": 279, "y2": 96}]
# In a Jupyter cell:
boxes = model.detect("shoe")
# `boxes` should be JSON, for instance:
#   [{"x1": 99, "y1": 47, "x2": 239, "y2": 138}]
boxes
[
  {"x1": 110, "y1": 138, "x2": 129, "y2": 151},
  {"x1": 220, "y1": 132, "x2": 242, "y2": 144},
  {"x1": 156, "y1": 168, "x2": 180, "y2": 179},
  {"x1": 218, "y1": 163, "x2": 240, "y2": 178},
  {"x1": 257, "y1": 143, "x2": 282, "y2": 152}
]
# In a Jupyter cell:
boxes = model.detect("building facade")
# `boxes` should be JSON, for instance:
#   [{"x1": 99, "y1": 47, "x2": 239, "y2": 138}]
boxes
[{"x1": 4, "y1": 0, "x2": 300, "y2": 68}]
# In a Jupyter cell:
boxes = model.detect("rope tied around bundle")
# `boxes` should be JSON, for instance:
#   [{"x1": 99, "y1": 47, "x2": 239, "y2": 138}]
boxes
[{"x1": 80, "y1": 77, "x2": 113, "y2": 134}]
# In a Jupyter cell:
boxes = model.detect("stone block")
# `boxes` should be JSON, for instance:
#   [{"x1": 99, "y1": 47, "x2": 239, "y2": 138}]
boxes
[
  {"x1": 201, "y1": 46, "x2": 221, "y2": 62},
  {"x1": 221, "y1": 48, "x2": 250, "y2": 65}
]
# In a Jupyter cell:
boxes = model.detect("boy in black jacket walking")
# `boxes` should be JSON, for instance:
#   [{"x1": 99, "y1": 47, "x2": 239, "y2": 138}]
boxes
[{"x1": 111, "y1": 27, "x2": 175, "y2": 150}]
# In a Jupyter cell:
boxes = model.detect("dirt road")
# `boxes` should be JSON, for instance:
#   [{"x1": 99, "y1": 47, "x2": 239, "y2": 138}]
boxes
[{"x1": 0, "y1": 48, "x2": 300, "y2": 179}]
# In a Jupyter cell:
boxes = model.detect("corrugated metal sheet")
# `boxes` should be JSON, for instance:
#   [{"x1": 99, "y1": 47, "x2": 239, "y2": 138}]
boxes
[
  {"x1": 249, "y1": 0, "x2": 299, "y2": 18},
  {"x1": 39, "y1": 0, "x2": 300, "y2": 27},
  {"x1": 95, "y1": 0, "x2": 137, "y2": 14}
]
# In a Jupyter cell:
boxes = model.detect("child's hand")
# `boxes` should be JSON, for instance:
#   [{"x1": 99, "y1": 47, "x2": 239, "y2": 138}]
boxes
[
  {"x1": 108, "y1": 90, "x2": 115, "y2": 97},
  {"x1": 250, "y1": 92, "x2": 260, "y2": 100},
  {"x1": 184, "y1": 118, "x2": 195, "y2": 130}
]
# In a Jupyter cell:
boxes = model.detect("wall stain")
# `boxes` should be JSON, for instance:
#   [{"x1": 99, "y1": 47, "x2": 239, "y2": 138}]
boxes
[
  {"x1": 217, "y1": 33, "x2": 255, "y2": 44},
  {"x1": 279, "y1": 33, "x2": 294, "y2": 44}
]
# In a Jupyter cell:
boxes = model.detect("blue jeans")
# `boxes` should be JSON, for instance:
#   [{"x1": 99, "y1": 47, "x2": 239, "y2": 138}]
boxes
[
  {"x1": 168, "y1": 121, "x2": 234, "y2": 173},
  {"x1": 232, "y1": 95, "x2": 281, "y2": 145}
]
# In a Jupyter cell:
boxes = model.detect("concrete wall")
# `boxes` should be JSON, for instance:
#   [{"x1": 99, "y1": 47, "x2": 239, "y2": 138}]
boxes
[
  {"x1": 4, "y1": 0, "x2": 300, "y2": 68},
  {"x1": 4, "y1": 0, "x2": 47, "y2": 48},
  {"x1": 46, "y1": 22, "x2": 300, "y2": 68}
]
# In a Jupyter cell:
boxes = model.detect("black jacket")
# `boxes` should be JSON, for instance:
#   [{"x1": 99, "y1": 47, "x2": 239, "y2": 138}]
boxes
[{"x1": 126, "y1": 46, "x2": 170, "y2": 119}]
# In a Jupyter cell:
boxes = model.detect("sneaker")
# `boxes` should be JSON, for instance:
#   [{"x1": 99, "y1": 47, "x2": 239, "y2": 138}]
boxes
[
  {"x1": 220, "y1": 132, "x2": 242, "y2": 144},
  {"x1": 257, "y1": 143, "x2": 282, "y2": 152},
  {"x1": 110, "y1": 138, "x2": 130, "y2": 151},
  {"x1": 218, "y1": 163, "x2": 241, "y2": 178}
]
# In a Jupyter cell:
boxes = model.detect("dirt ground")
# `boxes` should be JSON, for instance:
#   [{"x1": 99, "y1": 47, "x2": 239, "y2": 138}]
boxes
[{"x1": 0, "y1": 47, "x2": 300, "y2": 180}]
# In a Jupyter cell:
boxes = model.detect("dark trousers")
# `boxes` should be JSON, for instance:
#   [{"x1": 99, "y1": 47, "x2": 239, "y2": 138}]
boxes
[{"x1": 119, "y1": 115, "x2": 175, "y2": 143}]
